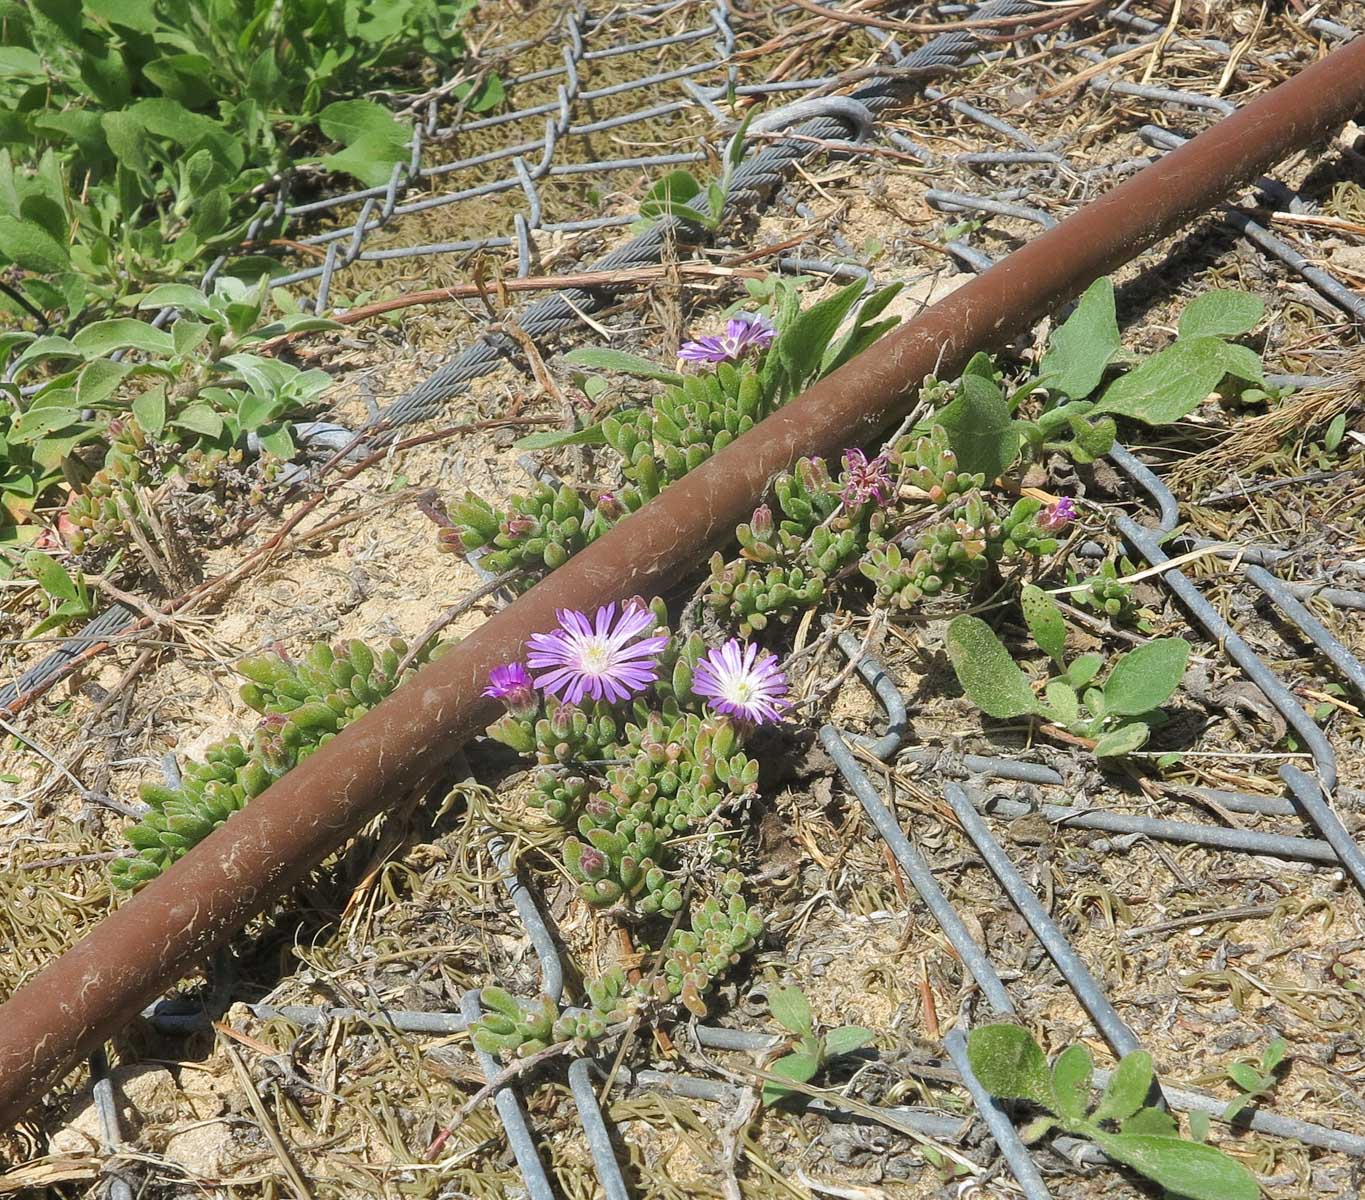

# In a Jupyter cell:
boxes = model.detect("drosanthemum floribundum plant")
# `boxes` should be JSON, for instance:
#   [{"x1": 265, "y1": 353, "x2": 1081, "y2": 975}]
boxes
[
  {"x1": 840, "y1": 448, "x2": 893, "y2": 507},
  {"x1": 1038, "y1": 496, "x2": 1078, "y2": 531},
  {"x1": 483, "y1": 662, "x2": 536, "y2": 711},
  {"x1": 692, "y1": 639, "x2": 790, "y2": 725},
  {"x1": 677, "y1": 312, "x2": 776, "y2": 365},
  {"x1": 527, "y1": 602, "x2": 669, "y2": 704}
]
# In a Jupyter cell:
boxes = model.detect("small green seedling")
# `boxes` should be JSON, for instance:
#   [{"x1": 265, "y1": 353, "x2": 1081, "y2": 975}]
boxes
[
  {"x1": 1223, "y1": 1036, "x2": 1287, "y2": 1122},
  {"x1": 22, "y1": 550, "x2": 95, "y2": 637},
  {"x1": 967, "y1": 1025, "x2": 1257, "y2": 1200},
  {"x1": 762, "y1": 985, "x2": 874, "y2": 1105},
  {"x1": 946, "y1": 586, "x2": 1189, "y2": 758}
]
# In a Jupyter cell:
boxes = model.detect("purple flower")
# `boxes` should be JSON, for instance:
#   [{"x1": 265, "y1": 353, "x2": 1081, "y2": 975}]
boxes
[
  {"x1": 692, "y1": 639, "x2": 790, "y2": 725},
  {"x1": 527, "y1": 602, "x2": 668, "y2": 705},
  {"x1": 840, "y1": 448, "x2": 893, "y2": 507},
  {"x1": 1038, "y1": 497, "x2": 1078, "y2": 531},
  {"x1": 484, "y1": 662, "x2": 535, "y2": 710},
  {"x1": 677, "y1": 312, "x2": 777, "y2": 365}
]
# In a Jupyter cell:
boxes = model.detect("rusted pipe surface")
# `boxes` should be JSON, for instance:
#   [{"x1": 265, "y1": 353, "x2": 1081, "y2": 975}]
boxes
[{"x1": 3, "y1": 35, "x2": 1364, "y2": 1127}]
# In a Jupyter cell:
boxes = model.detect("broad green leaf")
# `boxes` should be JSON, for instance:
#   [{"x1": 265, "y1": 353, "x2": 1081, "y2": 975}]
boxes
[
  {"x1": 1122, "y1": 1106, "x2": 1180, "y2": 1136},
  {"x1": 141, "y1": 54, "x2": 217, "y2": 108},
  {"x1": 173, "y1": 320, "x2": 212, "y2": 357},
  {"x1": 1324, "y1": 414, "x2": 1346, "y2": 452},
  {"x1": 1067, "y1": 653, "x2": 1103, "y2": 689},
  {"x1": 1186, "y1": 1110, "x2": 1211, "y2": 1141},
  {"x1": 0, "y1": 47, "x2": 44, "y2": 76},
  {"x1": 12, "y1": 336, "x2": 78, "y2": 376},
  {"x1": 318, "y1": 99, "x2": 410, "y2": 149},
  {"x1": 461, "y1": 73, "x2": 504, "y2": 113},
  {"x1": 822, "y1": 282, "x2": 903, "y2": 374},
  {"x1": 1102, "y1": 638, "x2": 1189, "y2": 715},
  {"x1": 85, "y1": 0, "x2": 157, "y2": 32},
  {"x1": 131, "y1": 386, "x2": 166, "y2": 435},
  {"x1": 237, "y1": 390, "x2": 277, "y2": 432},
  {"x1": 1040, "y1": 277, "x2": 1120, "y2": 399},
  {"x1": 1092, "y1": 721, "x2": 1149, "y2": 758},
  {"x1": 1092, "y1": 1049, "x2": 1153, "y2": 1123},
  {"x1": 513, "y1": 425, "x2": 608, "y2": 451},
  {"x1": 173, "y1": 404, "x2": 223, "y2": 439},
  {"x1": 31, "y1": 110, "x2": 108, "y2": 160},
  {"x1": 1178, "y1": 290, "x2": 1264, "y2": 341},
  {"x1": 130, "y1": 283, "x2": 216, "y2": 317},
  {"x1": 33, "y1": 428, "x2": 98, "y2": 469},
  {"x1": 1090, "y1": 1131, "x2": 1258, "y2": 1200},
  {"x1": 1213, "y1": 340, "x2": 1264, "y2": 384},
  {"x1": 1093, "y1": 338, "x2": 1229, "y2": 425},
  {"x1": 762, "y1": 1051, "x2": 820, "y2": 1105},
  {"x1": 946, "y1": 616, "x2": 1041, "y2": 719},
  {"x1": 966, "y1": 1025, "x2": 1054, "y2": 1110},
  {"x1": 1262, "y1": 1037, "x2": 1287, "y2": 1072},
  {"x1": 76, "y1": 359, "x2": 130, "y2": 407},
  {"x1": 71, "y1": 319, "x2": 175, "y2": 358},
  {"x1": 769, "y1": 985, "x2": 813, "y2": 1035},
  {"x1": 0, "y1": 215, "x2": 69, "y2": 272},
  {"x1": 563, "y1": 347, "x2": 683, "y2": 384},
  {"x1": 643, "y1": 169, "x2": 701, "y2": 207},
  {"x1": 1050, "y1": 1044, "x2": 1093, "y2": 1121},
  {"x1": 10, "y1": 405, "x2": 81, "y2": 442},
  {"x1": 320, "y1": 134, "x2": 406, "y2": 187},
  {"x1": 1021, "y1": 584, "x2": 1066, "y2": 665},
  {"x1": 1226, "y1": 1063, "x2": 1263, "y2": 1094},
  {"x1": 256, "y1": 423, "x2": 294, "y2": 459},
  {"x1": 776, "y1": 279, "x2": 867, "y2": 393},
  {"x1": 23, "y1": 549, "x2": 79, "y2": 602},
  {"x1": 935, "y1": 373, "x2": 1020, "y2": 480},
  {"x1": 1044, "y1": 680, "x2": 1079, "y2": 727},
  {"x1": 824, "y1": 1026, "x2": 874, "y2": 1057}
]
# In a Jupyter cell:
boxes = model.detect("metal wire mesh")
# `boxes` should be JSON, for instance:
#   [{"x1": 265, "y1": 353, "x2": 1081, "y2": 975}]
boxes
[{"x1": 16, "y1": 4, "x2": 1365, "y2": 1196}]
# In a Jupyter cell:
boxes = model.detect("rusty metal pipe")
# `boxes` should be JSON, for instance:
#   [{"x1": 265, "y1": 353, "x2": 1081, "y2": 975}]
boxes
[{"x1": 4, "y1": 36, "x2": 1364, "y2": 1127}]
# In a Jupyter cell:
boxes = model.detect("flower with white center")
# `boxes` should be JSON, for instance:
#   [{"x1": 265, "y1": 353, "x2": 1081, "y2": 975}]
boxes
[
  {"x1": 527, "y1": 602, "x2": 668, "y2": 705},
  {"x1": 677, "y1": 312, "x2": 777, "y2": 365},
  {"x1": 691, "y1": 638, "x2": 790, "y2": 725}
]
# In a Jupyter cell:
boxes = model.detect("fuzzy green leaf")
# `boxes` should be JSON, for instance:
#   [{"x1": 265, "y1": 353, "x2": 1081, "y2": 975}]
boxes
[
  {"x1": 1093, "y1": 339, "x2": 1228, "y2": 425},
  {"x1": 1040, "y1": 277, "x2": 1120, "y2": 399},
  {"x1": 1092, "y1": 1049, "x2": 1153, "y2": 1123},
  {"x1": 1092, "y1": 721, "x2": 1150, "y2": 758},
  {"x1": 23, "y1": 549, "x2": 80, "y2": 602},
  {"x1": 563, "y1": 347, "x2": 683, "y2": 384},
  {"x1": 1121, "y1": 1106, "x2": 1180, "y2": 1137},
  {"x1": 1102, "y1": 638, "x2": 1189, "y2": 716},
  {"x1": 1021, "y1": 584, "x2": 1066, "y2": 665},
  {"x1": 71, "y1": 318, "x2": 175, "y2": 358},
  {"x1": 1066, "y1": 653, "x2": 1103, "y2": 689},
  {"x1": 824, "y1": 1026, "x2": 874, "y2": 1058},
  {"x1": 1044, "y1": 680, "x2": 1080, "y2": 728},
  {"x1": 769, "y1": 985, "x2": 813, "y2": 1035},
  {"x1": 1226, "y1": 1063, "x2": 1263, "y2": 1094},
  {"x1": 762, "y1": 1051, "x2": 820, "y2": 1105},
  {"x1": 966, "y1": 1025, "x2": 1054, "y2": 1110},
  {"x1": 1050, "y1": 1043, "x2": 1094, "y2": 1121},
  {"x1": 0, "y1": 216, "x2": 70, "y2": 273},
  {"x1": 946, "y1": 616, "x2": 1042, "y2": 720},
  {"x1": 935, "y1": 373, "x2": 1020, "y2": 480},
  {"x1": 1178, "y1": 290, "x2": 1264, "y2": 341},
  {"x1": 1091, "y1": 1131, "x2": 1258, "y2": 1200},
  {"x1": 513, "y1": 424, "x2": 608, "y2": 450}
]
